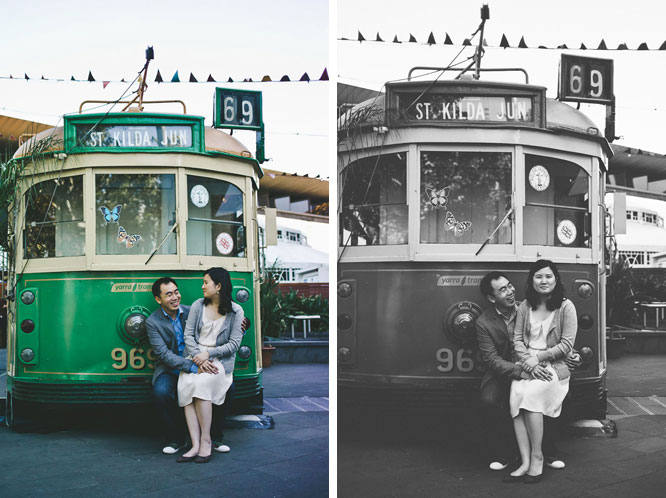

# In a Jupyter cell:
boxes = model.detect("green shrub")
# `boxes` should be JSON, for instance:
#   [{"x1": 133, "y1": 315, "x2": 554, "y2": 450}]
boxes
[{"x1": 259, "y1": 276, "x2": 328, "y2": 340}]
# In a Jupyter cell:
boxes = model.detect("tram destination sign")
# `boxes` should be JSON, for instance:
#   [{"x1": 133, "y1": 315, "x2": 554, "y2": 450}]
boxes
[
  {"x1": 74, "y1": 124, "x2": 193, "y2": 148},
  {"x1": 63, "y1": 114, "x2": 205, "y2": 153},
  {"x1": 386, "y1": 82, "x2": 546, "y2": 128}
]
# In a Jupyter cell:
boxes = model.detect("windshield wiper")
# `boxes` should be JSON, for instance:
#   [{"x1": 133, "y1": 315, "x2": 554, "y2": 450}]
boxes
[
  {"x1": 145, "y1": 221, "x2": 178, "y2": 265},
  {"x1": 475, "y1": 207, "x2": 514, "y2": 256}
]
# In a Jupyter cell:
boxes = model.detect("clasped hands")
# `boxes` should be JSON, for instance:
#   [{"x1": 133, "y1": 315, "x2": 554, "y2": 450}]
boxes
[
  {"x1": 522, "y1": 355, "x2": 552, "y2": 381},
  {"x1": 522, "y1": 351, "x2": 582, "y2": 381},
  {"x1": 193, "y1": 350, "x2": 218, "y2": 374}
]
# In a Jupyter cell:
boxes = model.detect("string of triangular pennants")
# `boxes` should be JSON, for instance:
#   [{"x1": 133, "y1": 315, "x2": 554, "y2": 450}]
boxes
[
  {"x1": 341, "y1": 32, "x2": 666, "y2": 51},
  {"x1": 0, "y1": 68, "x2": 329, "y2": 85}
]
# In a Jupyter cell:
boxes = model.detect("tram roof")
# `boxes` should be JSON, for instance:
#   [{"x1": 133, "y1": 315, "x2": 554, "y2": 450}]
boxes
[{"x1": 339, "y1": 90, "x2": 613, "y2": 157}]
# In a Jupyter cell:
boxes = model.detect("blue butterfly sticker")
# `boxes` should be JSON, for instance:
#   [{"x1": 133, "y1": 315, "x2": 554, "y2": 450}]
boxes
[{"x1": 100, "y1": 205, "x2": 122, "y2": 224}]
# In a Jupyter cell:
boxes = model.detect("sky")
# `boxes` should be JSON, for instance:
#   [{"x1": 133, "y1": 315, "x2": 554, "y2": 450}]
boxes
[
  {"x1": 338, "y1": 0, "x2": 666, "y2": 155},
  {"x1": 0, "y1": 0, "x2": 329, "y2": 178}
]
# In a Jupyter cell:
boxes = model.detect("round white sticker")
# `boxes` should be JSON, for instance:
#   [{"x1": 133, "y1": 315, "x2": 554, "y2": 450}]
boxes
[
  {"x1": 529, "y1": 165, "x2": 550, "y2": 191},
  {"x1": 557, "y1": 220, "x2": 577, "y2": 245},
  {"x1": 190, "y1": 184, "x2": 209, "y2": 208},
  {"x1": 216, "y1": 232, "x2": 234, "y2": 255}
]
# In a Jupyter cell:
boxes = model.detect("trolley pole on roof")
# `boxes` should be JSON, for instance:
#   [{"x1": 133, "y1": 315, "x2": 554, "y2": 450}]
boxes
[
  {"x1": 456, "y1": 4, "x2": 489, "y2": 80},
  {"x1": 474, "y1": 4, "x2": 490, "y2": 80}
]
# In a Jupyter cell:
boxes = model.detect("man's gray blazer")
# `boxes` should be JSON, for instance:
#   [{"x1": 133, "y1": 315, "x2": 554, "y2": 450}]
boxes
[{"x1": 146, "y1": 305, "x2": 195, "y2": 385}]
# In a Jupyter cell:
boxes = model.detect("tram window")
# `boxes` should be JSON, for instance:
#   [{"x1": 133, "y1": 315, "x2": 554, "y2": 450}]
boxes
[
  {"x1": 524, "y1": 155, "x2": 591, "y2": 248},
  {"x1": 420, "y1": 152, "x2": 512, "y2": 244},
  {"x1": 96, "y1": 174, "x2": 176, "y2": 255},
  {"x1": 186, "y1": 176, "x2": 245, "y2": 257},
  {"x1": 23, "y1": 176, "x2": 84, "y2": 259},
  {"x1": 339, "y1": 153, "x2": 407, "y2": 246}
]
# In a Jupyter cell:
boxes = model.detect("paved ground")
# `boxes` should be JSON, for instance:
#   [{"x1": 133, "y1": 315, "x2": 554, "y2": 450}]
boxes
[
  {"x1": 339, "y1": 354, "x2": 666, "y2": 498},
  {"x1": 0, "y1": 356, "x2": 329, "y2": 498}
]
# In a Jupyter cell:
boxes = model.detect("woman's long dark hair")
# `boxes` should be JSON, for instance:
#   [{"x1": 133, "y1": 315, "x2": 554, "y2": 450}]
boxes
[
  {"x1": 525, "y1": 259, "x2": 565, "y2": 311},
  {"x1": 203, "y1": 267, "x2": 233, "y2": 315}
]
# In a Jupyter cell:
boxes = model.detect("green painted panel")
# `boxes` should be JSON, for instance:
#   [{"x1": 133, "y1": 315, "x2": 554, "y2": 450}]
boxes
[{"x1": 13, "y1": 270, "x2": 259, "y2": 390}]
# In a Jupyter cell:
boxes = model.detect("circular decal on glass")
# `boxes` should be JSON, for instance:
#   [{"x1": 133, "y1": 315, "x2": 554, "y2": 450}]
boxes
[
  {"x1": 529, "y1": 165, "x2": 550, "y2": 191},
  {"x1": 190, "y1": 184, "x2": 209, "y2": 208},
  {"x1": 216, "y1": 232, "x2": 234, "y2": 255},
  {"x1": 557, "y1": 220, "x2": 577, "y2": 245}
]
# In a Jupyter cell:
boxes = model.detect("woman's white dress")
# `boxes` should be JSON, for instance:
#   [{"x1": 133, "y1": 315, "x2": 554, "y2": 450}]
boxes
[
  {"x1": 510, "y1": 310, "x2": 570, "y2": 418},
  {"x1": 177, "y1": 313, "x2": 234, "y2": 407}
]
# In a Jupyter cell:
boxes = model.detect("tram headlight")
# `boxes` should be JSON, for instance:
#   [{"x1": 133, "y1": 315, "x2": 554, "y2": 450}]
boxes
[
  {"x1": 124, "y1": 313, "x2": 147, "y2": 340},
  {"x1": 578, "y1": 283, "x2": 594, "y2": 299},
  {"x1": 20, "y1": 348, "x2": 35, "y2": 362},
  {"x1": 338, "y1": 314, "x2": 352, "y2": 330},
  {"x1": 338, "y1": 347, "x2": 352, "y2": 363},
  {"x1": 238, "y1": 345, "x2": 252, "y2": 360},
  {"x1": 444, "y1": 302, "x2": 483, "y2": 346},
  {"x1": 117, "y1": 305, "x2": 151, "y2": 345},
  {"x1": 21, "y1": 291, "x2": 35, "y2": 305},
  {"x1": 578, "y1": 314, "x2": 594, "y2": 330},
  {"x1": 338, "y1": 282, "x2": 352, "y2": 298},
  {"x1": 236, "y1": 289, "x2": 250, "y2": 303},
  {"x1": 20, "y1": 319, "x2": 35, "y2": 333}
]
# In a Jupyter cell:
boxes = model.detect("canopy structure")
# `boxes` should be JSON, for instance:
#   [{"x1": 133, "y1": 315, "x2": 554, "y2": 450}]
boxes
[{"x1": 0, "y1": 114, "x2": 52, "y2": 141}]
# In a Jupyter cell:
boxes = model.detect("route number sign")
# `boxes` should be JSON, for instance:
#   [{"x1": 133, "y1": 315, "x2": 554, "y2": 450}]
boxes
[
  {"x1": 214, "y1": 88, "x2": 263, "y2": 131},
  {"x1": 558, "y1": 55, "x2": 613, "y2": 105}
]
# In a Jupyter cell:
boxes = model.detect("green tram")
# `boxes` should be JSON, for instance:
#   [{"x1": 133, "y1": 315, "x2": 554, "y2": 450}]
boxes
[{"x1": 4, "y1": 101, "x2": 269, "y2": 424}]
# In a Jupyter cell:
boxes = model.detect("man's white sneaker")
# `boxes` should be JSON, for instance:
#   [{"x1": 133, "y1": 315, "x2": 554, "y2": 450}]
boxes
[
  {"x1": 162, "y1": 443, "x2": 183, "y2": 455},
  {"x1": 489, "y1": 461, "x2": 509, "y2": 471},
  {"x1": 214, "y1": 443, "x2": 231, "y2": 453}
]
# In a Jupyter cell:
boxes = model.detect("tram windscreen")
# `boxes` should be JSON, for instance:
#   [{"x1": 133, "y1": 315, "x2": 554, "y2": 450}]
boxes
[
  {"x1": 524, "y1": 154, "x2": 591, "y2": 248},
  {"x1": 96, "y1": 174, "x2": 176, "y2": 255},
  {"x1": 23, "y1": 175, "x2": 84, "y2": 258},
  {"x1": 339, "y1": 152, "x2": 407, "y2": 246},
  {"x1": 186, "y1": 176, "x2": 245, "y2": 257},
  {"x1": 420, "y1": 151, "x2": 512, "y2": 244}
]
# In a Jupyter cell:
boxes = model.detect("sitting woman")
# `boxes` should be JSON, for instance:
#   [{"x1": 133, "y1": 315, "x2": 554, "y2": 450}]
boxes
[
  {"x1": 507, "y1": 259, "x2": 577, "y2": 483},
  {"x1": 177, "y1": 267, "x2": 244, "y2": 463}
]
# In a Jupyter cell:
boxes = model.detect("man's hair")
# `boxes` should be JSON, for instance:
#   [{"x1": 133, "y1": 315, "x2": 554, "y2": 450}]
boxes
[
  {"x1": 479, "y1": 271, "x2": 509, "y2": 299},
  {"x1": 152, "y1": 277, "x2": 177, "y2": 298}
]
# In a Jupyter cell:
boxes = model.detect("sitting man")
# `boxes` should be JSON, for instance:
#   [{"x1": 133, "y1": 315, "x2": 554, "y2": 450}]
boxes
[
  {"x1": 476, "y1": 271, "x2": 577, "y2": 472},
  {"x1": 146, "y1": 276, "x2": 242, "y2": 455}
]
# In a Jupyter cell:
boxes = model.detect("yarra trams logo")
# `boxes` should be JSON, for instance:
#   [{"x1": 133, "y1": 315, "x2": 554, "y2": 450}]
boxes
[
  {"x1": 111, "y1": 283, "x2": 152, "y2": 292},
  {"x1": 436, "y1": 275, "x2": 483, "y2": 287}
]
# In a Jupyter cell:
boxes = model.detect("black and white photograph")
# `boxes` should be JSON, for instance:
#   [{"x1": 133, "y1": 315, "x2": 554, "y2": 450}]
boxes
[{"x1": 337, "y1": 1, "x2": 666, "y2": 497}]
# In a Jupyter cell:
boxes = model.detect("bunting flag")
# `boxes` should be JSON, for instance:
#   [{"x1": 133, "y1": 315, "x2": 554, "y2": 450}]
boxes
[
  {"x1": 0, "y1": 67, "x2": 329, "y2": 84},
  {"x1": 340, "y1": 32, "x2": 666, "y2": 51}
]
